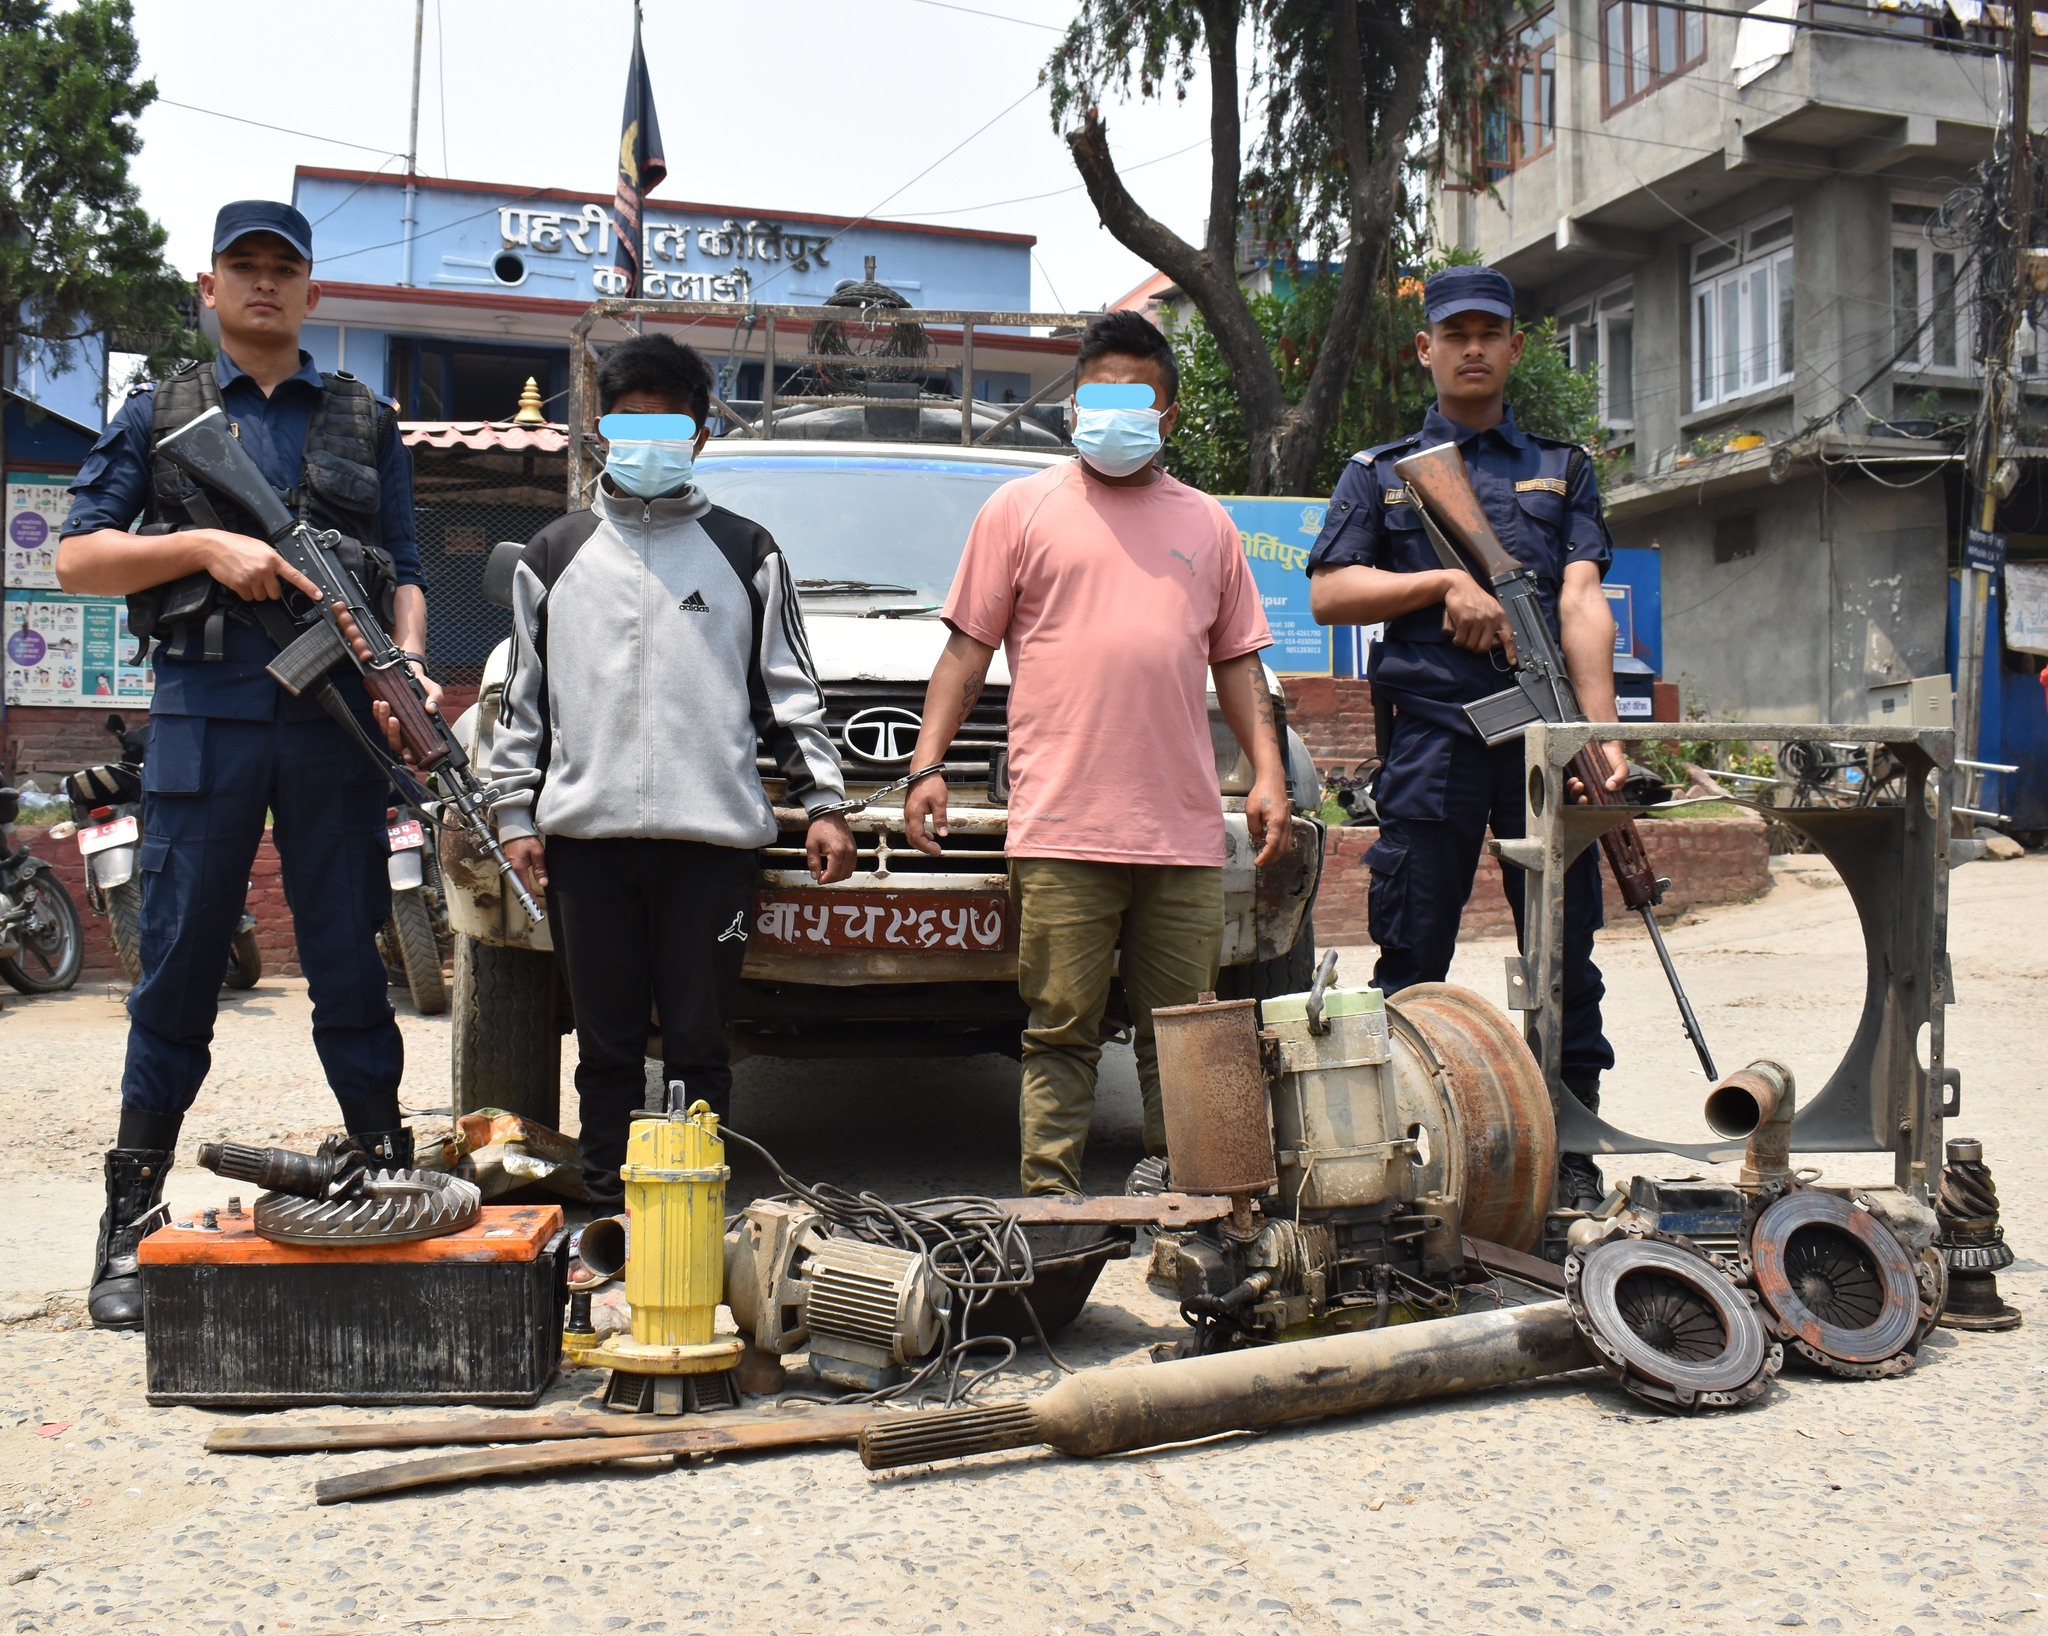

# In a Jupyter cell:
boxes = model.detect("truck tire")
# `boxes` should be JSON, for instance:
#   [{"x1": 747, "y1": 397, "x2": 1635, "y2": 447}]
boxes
[
  {"x1": 105, "y1": 879, "x2": 144, "y2": 983},
  {"x1": 1214, "y1": 912, "x2": 1318, "y2": 1005},
  {"x1": 390, "y1": 889, "x2": 448, "y2": 1015},
  {"x1": 223, "y1": 923, "x2": 263, "y2": 990},
  {"x1": 451, "y1": 933, "x2": 561, "y2": 1125}
]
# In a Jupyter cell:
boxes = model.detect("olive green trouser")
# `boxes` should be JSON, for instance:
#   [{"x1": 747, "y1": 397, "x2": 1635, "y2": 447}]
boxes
[{"x1": 1011, "y1": 858, "x2": 1224, "y2": 1196}]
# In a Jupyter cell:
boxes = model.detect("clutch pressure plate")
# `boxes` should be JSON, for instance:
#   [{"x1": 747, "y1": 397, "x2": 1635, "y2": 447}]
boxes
[
  {"x1": 1742, "y1": 1188, "x2": 1932, "y2": 1378},
  {"x1": 1566, "y1": 1228, "x2": 1780, "y2": 1413}
]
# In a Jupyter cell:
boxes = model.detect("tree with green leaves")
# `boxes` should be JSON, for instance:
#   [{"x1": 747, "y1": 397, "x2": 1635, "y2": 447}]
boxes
[
  {"x1": 1165, "y1": 264, "x2": 1602, "y2": 496},
  {"x1": 1048, "y1": 0, "x2": 1524, "y2": 493},
  {"x1": 1, "y1": 0, "x2": 204, "y2": 483}
]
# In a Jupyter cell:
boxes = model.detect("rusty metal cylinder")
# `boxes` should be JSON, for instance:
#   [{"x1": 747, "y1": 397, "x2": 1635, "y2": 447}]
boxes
[
  {"x1": 576, "y1": 1214, "x2": 629, "y2": 1281},
  {"x1": 1703, "y1": 1060, "x2": 1795, "y2": 1186},
  {"x1": 1152, "y1": 992, "x2": 1277, "y2": 1196}
]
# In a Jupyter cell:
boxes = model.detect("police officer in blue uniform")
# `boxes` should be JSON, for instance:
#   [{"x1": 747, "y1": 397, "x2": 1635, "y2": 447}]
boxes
[
  {"x1": 1306, "y1": 266, "x2": 1624, "y2": 1208},
  {"x1": 57, "y1": 201, "x2": 437, "y2": 1327}
]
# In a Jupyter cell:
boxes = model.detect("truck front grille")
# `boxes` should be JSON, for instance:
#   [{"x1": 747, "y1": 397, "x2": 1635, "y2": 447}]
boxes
[{"x1": 757, "y1": 682, "x2": 1009, "y2": 781}]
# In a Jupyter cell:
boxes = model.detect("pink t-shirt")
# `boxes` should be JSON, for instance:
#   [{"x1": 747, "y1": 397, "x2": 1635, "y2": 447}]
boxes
[{"x1": 943, "y1": 461, "x2": 1272, "y2": 866}]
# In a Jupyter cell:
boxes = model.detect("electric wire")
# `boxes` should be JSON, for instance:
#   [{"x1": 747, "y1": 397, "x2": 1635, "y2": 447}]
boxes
[{"x1": 720, "y1": 1125, "x2": 1079, "y2": 1410}]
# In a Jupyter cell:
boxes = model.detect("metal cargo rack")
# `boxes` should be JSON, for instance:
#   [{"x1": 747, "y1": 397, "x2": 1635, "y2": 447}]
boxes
[
  {"x1": 565, "y1": 296, "x2": 1101, "y2": 506},
  {"x1": 1498, "y1": 721, "x2": 1961, "y2": 1200}
]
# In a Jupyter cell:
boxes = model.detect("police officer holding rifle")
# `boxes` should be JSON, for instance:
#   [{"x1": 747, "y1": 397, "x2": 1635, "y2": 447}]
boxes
[
  {"x1": 1306, "y1": 266, "x2": 1623, "y2": 1208},
  {"x1": 57, "y1": 201, "x2": 436, "y2": 1328}
]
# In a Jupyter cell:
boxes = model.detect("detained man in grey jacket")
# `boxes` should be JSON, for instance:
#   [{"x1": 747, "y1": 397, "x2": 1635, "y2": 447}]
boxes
[{"x1": 491, "y1": 333, "x2": 854, "y2": 1207}]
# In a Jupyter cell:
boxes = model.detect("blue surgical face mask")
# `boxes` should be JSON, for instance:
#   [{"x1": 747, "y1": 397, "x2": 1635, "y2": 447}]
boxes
[
  {"x1": 599, "y1": 412, "x2": 699, "y2": 499},
  {"x1": 1072, "y1": 406, "x2": 1163, "y2": 478}
]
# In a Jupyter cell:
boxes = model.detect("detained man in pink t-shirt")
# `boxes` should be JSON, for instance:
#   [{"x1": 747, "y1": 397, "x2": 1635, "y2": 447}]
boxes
[{"x1": 903, "y1": 310, "x2": 1293, "y2": 1194}]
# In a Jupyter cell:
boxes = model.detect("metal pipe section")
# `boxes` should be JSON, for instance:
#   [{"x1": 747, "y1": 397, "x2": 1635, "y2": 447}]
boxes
[
  {"x1": 576, "y1": 1214, "x2": 629, "y2": 1282},
  {"x1": 859, "y1": 1300, "x2": 1594, "y2": 1470},
  {"x1": 1153, "y1": 994, "x2": 1277, "y2": 1197},
  {"x1": 1703, "y1": 1060, "x2": 1796, "y2": 1186}
]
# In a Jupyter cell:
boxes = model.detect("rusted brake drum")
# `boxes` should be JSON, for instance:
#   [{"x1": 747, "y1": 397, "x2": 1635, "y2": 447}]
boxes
[{"x1": 1384, "y1": 983, "x2": 1559, "y2": 1252}]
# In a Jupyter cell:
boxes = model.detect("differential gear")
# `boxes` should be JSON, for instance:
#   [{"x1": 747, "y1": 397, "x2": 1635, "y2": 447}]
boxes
[
  {"x1": 1565, "y1": 1227, "x2": 1779, "y2": 1412},
  {"x1": 253, "y1": 1168, "x2": 481, "y2": 1245}
]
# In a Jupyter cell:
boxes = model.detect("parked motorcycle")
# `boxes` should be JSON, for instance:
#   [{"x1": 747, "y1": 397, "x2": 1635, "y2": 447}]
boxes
[
  {"x1": 60, "y1": 714, "x2": 261, "y2": 988},
  {"x1": 0, "y1": 783, "x2": 84, "y2": 993},
  {"x1": 378, "y1": 801, "x2": 447, "y2": 1014}
]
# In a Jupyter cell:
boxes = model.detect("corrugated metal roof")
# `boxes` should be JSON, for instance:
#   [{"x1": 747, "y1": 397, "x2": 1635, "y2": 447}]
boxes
[{"x1": 399, "y1": 421, "x2": 568, "y2": 452}]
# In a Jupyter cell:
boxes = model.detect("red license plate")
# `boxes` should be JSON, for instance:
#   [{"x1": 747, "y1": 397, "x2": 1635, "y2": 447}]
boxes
[
  {"x1": 387, "y1": 820, "x2": 425, "y2": 851},
  {"x1": 751, "y1": 890, "x2": 1011, "y2": 953}
]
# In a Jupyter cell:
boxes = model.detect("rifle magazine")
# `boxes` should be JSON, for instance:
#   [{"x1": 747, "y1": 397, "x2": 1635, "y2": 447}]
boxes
[{"x1": 266, "y1": 620, "x2": 350, "y2": 697}]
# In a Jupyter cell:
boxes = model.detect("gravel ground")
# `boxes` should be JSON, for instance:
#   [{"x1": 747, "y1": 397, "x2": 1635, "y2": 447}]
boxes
[{"x1": 2, "y1": 853, "x2": 2044, "y2": 1635}]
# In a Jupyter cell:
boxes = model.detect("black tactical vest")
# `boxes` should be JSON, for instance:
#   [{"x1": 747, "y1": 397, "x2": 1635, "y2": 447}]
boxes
[{"x1": 131, "y1": 362, "x2": 399, "y2": 662}]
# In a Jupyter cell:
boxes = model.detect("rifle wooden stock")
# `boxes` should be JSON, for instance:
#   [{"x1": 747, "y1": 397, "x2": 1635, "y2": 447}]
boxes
[
  {"x1": 361, "y1": 660, "x2": 454, "y2": 773},
  {"x1": 1394, "y1": 443, "x2": 1523, "y2": 581},
  {"x1": 1569, "y1": 744, "x2": 1658, "y2": 913}
]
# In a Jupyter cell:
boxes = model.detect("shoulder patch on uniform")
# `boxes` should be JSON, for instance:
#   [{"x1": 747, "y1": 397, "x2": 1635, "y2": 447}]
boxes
[
  {"x1": 1355, "y1": 434, "x2": 1420, "y2": 465},
  {"x1": 1515, "y1": 476, "x2": 1569, "y2": 495}
]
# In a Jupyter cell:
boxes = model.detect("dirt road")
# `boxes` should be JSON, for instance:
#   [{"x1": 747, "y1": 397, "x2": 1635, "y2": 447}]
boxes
[{"x1": 3, "y1": 853, "x2": 2043, "y2": 1634}]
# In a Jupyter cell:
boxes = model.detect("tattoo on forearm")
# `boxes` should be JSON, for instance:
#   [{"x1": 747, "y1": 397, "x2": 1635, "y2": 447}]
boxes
[
  {"x1": 1248, "y1": 672, "x2": 1277, "y2": 739},
  {"x1": 959, "y1": 670, "x2": 985, "y2": 716}
]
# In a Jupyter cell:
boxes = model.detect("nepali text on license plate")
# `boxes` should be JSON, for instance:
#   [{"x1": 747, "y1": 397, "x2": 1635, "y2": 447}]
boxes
[
  {"x1": 388, "y1": 820, "x2": 426, "y2": 850},
  {"x1": 77, "y1": 815, "x2": 140, "y2": 856},
  {"x1": 752, "y1": 890, "x2": 1011, "y2": 953}
]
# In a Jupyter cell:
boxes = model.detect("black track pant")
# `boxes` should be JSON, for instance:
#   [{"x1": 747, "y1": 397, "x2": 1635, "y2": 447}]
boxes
[{"x1": 544, "y1": 836, "x2": 756, "y2": 1204}]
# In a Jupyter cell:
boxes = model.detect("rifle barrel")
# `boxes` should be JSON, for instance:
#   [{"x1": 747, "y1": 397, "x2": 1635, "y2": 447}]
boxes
[{"x1": 1639, "y1": 905, "x2": 1717, "y2": 1080}]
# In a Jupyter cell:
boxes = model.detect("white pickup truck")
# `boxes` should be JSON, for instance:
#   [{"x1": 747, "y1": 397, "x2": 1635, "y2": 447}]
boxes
[{"x1": 441, "y1": 434, "x2": 1324, "y2": 1117}]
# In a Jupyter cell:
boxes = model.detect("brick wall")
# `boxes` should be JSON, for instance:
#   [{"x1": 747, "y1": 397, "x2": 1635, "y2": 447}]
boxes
[
  {"x1": 36, "y1": 828, "x2": 303, "y2": 980},
  {"x1": 1282, "y1": 677, "x2": 1377, "y2": 779},
  {"x1": 1316, "y1": 812, "x2": 1772, "y2": 945}
]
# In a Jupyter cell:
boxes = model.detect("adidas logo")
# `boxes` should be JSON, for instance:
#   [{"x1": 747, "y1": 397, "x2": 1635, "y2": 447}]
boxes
[{"x1": 677, "y1": 589, "x2": 709, "y2": 613}]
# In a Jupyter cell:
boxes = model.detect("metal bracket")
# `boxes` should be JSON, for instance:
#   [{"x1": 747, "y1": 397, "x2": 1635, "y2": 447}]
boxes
[
  {"x1": 1503, "y1": 956, "x2": 1536, "y2": 1012},
  {"x1": 1490, "y1": 838, "x2": 1546, "y2": 873}
]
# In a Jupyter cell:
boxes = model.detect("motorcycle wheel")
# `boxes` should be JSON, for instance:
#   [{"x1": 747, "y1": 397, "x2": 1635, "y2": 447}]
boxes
[
  {"x1": 1, "y1": 870, "x2": 85, "y2": 994},
  {"x1": 390, "y1": 888, "x2": 448, "y2": 1015},
  {"x1": 105, "y1": 879, "x2": 144, "y2": 983},
  {"x1": 223, "y1": 923, "x2": 263, "y2": 990}
]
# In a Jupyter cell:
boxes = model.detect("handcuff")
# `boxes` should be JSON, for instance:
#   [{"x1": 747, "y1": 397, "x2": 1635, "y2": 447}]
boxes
[{"x1": 811, "y1": 762, "x2": 948, "y2": 820}]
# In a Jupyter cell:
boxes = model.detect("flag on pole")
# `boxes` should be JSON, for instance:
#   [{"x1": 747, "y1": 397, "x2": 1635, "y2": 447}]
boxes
[{"x1": 612, "y1": 3, "x2": 667, "y2": 297}]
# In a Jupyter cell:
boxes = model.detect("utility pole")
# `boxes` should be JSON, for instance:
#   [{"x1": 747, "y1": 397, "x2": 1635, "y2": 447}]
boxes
[
  {"x1": 1957, "y1": 0, "x2": 2032, "y2": 815},
  {"x1": 398, "y1": 0, "x2": 425, "y2": 288}
]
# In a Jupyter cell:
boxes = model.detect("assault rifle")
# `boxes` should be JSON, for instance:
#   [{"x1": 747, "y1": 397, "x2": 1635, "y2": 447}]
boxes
[
  {"x1": 1393, "y1": 441, "x2": 1715, "y2": 1079},
  {"x1": 156, "y1": 406, "x2": 545, "y2": 925}
]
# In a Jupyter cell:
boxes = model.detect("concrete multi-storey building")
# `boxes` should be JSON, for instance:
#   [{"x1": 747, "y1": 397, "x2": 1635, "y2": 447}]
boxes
[{"x1": 1436, "y1": 0, "x2": 2047, "y2": 823}]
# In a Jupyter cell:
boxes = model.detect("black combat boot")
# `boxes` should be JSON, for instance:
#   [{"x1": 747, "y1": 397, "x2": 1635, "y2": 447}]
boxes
[
  {"x1": 1557, "y1": 1074, "x2": 1606, "y2": 1211},
  {"x1": 351, "y1": 1127, "x2": 415, "y2": 1171},
  {"x1": 88, "y1": 1108, "x2": 182, "y2": 1331}
]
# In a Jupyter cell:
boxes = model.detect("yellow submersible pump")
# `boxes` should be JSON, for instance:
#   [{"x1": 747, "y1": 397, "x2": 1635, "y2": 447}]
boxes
[{"x1": 566, "y1": 1084, "x2": 744, "y2": 1414}]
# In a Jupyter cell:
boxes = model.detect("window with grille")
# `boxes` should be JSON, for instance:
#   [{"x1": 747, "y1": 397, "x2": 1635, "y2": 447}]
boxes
[
  {"x1": 1482, "y1": 10, "x2": 1559, "y2": 178},
  {"x1": 1890, "y1": 200, "x2": 1969, "y2": 373},
  {"x1": 1691, "y1": 214, "x2": 1794, "y2": 411},
  {"x1": 1601, "y1": 0, "x2": 1706, "y2": 113}
]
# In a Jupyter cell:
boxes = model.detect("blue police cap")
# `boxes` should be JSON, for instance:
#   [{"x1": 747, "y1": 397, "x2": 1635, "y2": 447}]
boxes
[
  {"x1": 1424, "y1": 266, "x2": 1516, "y2": 323},
  {"x1": 211, "y1": 200, "x2": 314, "y2": 262}
]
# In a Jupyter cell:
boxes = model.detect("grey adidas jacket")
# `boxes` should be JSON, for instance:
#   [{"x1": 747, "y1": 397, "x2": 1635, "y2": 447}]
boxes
[{"x1": 490, "y1": 485, "x2": 845, "y2": 846}]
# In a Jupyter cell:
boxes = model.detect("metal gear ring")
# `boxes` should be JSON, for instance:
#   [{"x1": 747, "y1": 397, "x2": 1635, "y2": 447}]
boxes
[
  {"x1": 253, "y1": 1168, "x2": 483, "y2": 1246},
  {"x1": 1743, "y1": 1189, "x2": 1925, "y2": 1377},
  {"x1": 1566, "y1": 1230, "x2": 1779, "y2": 1413}
]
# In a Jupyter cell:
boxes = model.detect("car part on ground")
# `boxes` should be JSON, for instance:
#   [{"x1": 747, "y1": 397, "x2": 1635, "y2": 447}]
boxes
[
  {"x1": 249, "y1": 1169, "x2": 484, "y2": 1246},
  {"x1": 1564, "y1": 1228, "x2": 1779, "y2": 1413},
  {"x1": 1934, "y1": 1137, "x2": 2023, "y2": 1331},
  {"x1": 857, "y1": 1299, "x2": 1595, "y2": 1471},
  {"x1": 1145, "y1": 972, "x2": 1558, "y2": 1351},
  {"x1": 199, "y1": 1135, "x2": 369, "y2": 1202},
  {"x1": 1742, "y1": 1185, "x2": 1934, "y2": 1377}
]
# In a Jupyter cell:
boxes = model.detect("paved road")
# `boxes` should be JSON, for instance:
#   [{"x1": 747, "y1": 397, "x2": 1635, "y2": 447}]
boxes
[{"x1": 3, "y1": 854, "x2": 2043, "y2": 1634}]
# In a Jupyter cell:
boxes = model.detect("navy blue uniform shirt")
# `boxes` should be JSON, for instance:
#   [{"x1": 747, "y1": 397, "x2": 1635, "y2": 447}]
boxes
[
  {"x1": 1305, "y1": 403, "x2": 1612, "y2": 733},
  {"x1": 62, "y1": 350, "x2": 422, "y2": 720}
]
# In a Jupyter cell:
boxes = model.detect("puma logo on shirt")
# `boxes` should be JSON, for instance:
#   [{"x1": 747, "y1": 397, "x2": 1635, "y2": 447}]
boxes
[
  {"x1": 1169, "y1": 548, "x2": 1197, "y2": 575},
  {"x1": 678, "y1": 589, "x2": 709, "y2": 613}
]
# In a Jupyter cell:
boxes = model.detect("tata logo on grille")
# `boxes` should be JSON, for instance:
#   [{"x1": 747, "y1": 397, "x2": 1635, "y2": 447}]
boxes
[{"x1": 843, "y1": 706, "x2": 923, "y2": 765}]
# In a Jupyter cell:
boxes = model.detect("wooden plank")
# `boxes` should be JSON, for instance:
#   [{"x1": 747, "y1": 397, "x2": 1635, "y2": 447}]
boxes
[{"x1": 312, "y1": 1409, "x2": 880, "y2": 1503}]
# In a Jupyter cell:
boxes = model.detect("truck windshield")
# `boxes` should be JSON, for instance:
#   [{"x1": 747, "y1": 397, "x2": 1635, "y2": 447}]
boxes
[{"x1": 691, "y1": 456, "x2": 1036, "y2": 604}]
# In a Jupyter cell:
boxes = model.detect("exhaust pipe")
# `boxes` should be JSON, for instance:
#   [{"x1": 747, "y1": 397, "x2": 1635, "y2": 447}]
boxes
[
  {"x1": 1703, "y1": 1060, "x2": 1796, "y2": 1186},
  {"x1": 576, "y1": 1214, "x2": 630, "y2": 1282},
  {"x1": 859, "y1": 1300, "x2": 1593, "y2": 1470}
]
